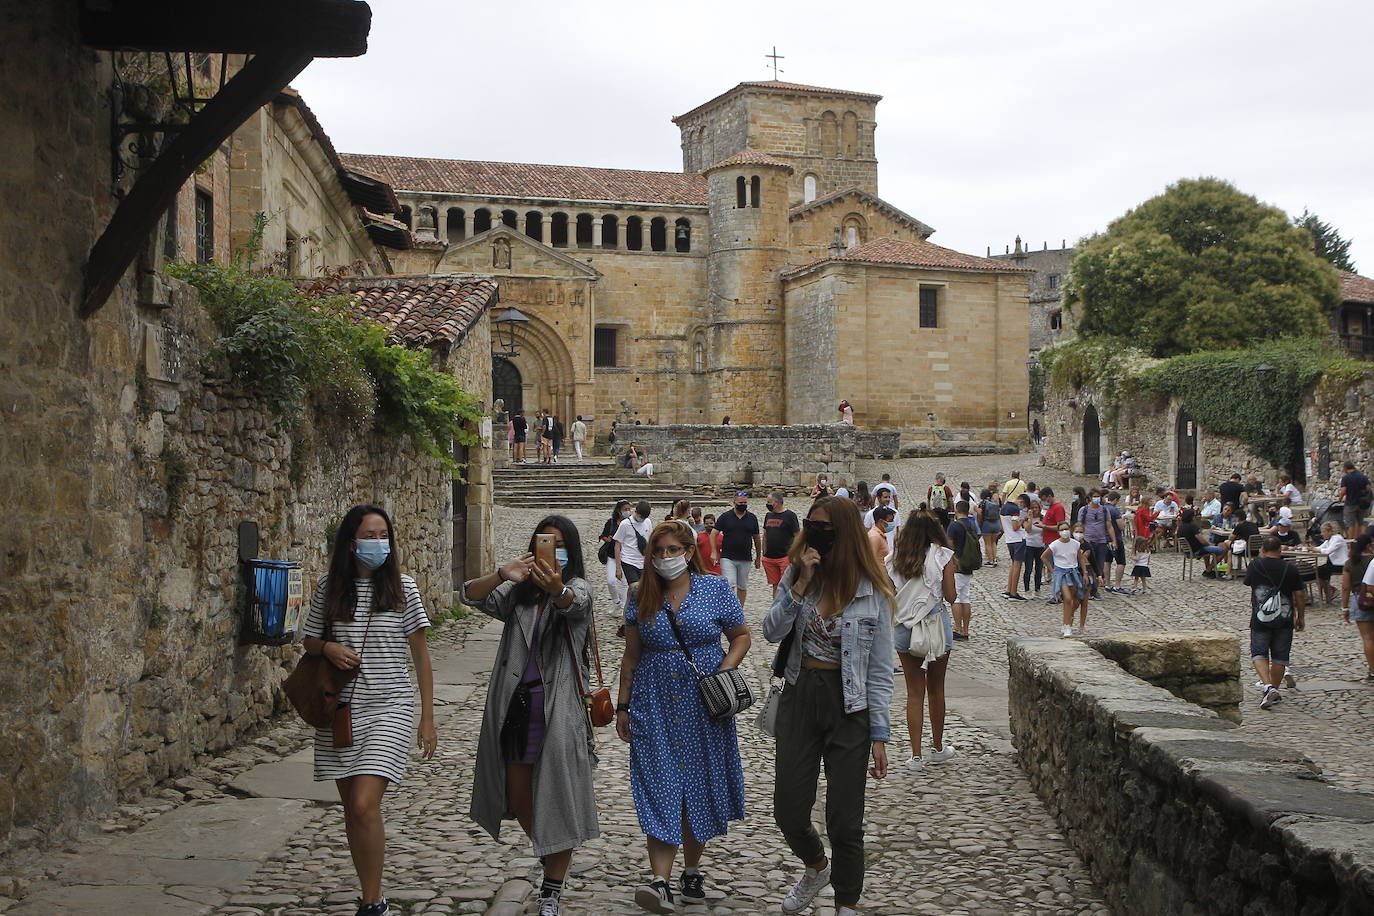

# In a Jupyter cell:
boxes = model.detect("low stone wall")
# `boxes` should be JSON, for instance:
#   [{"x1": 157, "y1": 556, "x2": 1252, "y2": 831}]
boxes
[
  {"x1": 1009, "y1": 637, "x2": 1374, "y2": 915},
  {"x1": 1086, "y1": 630, "x2": 1242, "y2": 723},
  {"x1": 623, "y1": 424, "x2": 899, "y2": 489}
]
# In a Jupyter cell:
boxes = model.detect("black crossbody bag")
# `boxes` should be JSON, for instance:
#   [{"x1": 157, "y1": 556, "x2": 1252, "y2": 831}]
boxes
[{"x1": 664, "y1": 607, "x2": 754, "y2": 719}]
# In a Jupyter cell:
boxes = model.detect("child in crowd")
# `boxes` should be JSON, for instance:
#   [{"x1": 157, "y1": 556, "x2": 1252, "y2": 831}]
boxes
[
  {"x1": 1073, "y1": 523, "x2": 1100, "y2": 600},
  {"x1": 1131, "y1": 536, "x2": 1152, "y2": 593}
]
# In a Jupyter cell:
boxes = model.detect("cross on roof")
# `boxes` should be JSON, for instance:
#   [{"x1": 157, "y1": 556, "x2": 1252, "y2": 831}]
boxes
[{"x1": 766, "y1": 46, "x2": 784, "y2": 79}]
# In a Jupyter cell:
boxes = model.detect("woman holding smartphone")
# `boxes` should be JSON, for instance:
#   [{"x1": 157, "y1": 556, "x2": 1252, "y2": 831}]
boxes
[
  {"x1": 463, "y1": 516, "x2": 600, "y2": 916},
  {"x1": 301, "y1": 504, "x2": 436, "y2": 916}
]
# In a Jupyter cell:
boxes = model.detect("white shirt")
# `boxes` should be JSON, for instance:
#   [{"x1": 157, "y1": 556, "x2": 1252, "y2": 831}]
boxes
[
  {"x1": 1318, "y1": 536, "x2": 1349, "y2": 566},
  {"x1": 1133, "y1": 552, "x2": 1151, "y2": 569},
  {"x1": 871, "y1": 482, "x2": 899, "y2": 506},
  {"x1": 1001, "y1": 509, "x2": 1026, "y2": 544},
  {"x1": 1279, "y1": 483, "x2": 1303, "y2": 505},
  {"x1": 613, "y1": 515, "x2": 653, "y2": 569},
  {"x1": 1201, "y1": 498, "x2": 1222, "y2": 518},
  {"x1": 863, "y1": 504, "x2": 895, "y2": 529},
  {"x1": 1277, "y1": 506, "x2": 1293, "y2": 522},
  {"x1": 1048, "y1": 537, "x2": 1082, "y2": 570}
]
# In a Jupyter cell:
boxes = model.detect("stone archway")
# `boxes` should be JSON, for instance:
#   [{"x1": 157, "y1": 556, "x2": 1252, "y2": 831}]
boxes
[{"x1": 496, "y1": 311, "x2": 579, "y2": 431}]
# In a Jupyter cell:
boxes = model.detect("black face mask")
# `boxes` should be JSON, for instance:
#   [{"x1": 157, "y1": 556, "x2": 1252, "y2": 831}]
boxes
[
  {"x1": 804, "y1": 520, "x2": 836, "y2": 556},
  {"x1": 735, "y1": 503, "x2": 748, "y2": 513}
]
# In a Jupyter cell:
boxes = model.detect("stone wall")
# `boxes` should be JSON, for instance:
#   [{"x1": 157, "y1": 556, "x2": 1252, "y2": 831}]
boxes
[
  {"x1": 623, "y1": 424, "x2": 898, "y2": 490},
  {"x1": 1299, "y1": 373, "x2": 1374, "y2": 498},
  {"x1": 0, "y1": 7, "x2": 470, "y2": 852},
  {"x1": 1009, "y1": 637, "x2": 1374, "y2": 915},
  {"x1": 1085, "y1": 630, "x2": 1242, "y2": 723}
]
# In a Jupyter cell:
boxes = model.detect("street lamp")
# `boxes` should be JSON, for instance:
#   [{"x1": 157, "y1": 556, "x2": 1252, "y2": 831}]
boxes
[{"x1": 492, "y1": 305, "x2": 530, "y2": 359}]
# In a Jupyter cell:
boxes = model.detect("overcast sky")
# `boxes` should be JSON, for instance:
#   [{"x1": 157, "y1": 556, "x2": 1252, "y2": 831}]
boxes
[{"x1": 295, "y1": 0, "x2": 1373, "y2": 271}]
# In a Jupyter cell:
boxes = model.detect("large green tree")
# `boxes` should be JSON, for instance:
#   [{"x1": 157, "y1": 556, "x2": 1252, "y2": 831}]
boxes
[
  {"x1": 1066, "y1": 178, "x2": 1342, "y2": 357},
  {"x1": 1293, "y1": 208, "x2": 1357, "y2": 272}
]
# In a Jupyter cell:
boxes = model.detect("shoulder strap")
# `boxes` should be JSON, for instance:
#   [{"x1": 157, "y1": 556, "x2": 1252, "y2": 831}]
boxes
[
  {"x1": 584, "y1": 596, "x2": 606, "y2": 688},
  {"x1": 340, "y1": 594, "x2": 376, "y2": 706},
  {"x1": 664, "y1": 605, "x2": 707, "y2": 678}
]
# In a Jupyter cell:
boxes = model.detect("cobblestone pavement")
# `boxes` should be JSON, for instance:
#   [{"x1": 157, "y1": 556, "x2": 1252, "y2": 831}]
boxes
[{"x1": 5, "y1": 454, "x2": 1371, "y2": 916}]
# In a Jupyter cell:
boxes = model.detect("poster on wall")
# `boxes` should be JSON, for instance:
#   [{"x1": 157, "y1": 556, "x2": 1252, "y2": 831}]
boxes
[{"x1": 479, "y1": 417, "x2": 493, "y2": 448}]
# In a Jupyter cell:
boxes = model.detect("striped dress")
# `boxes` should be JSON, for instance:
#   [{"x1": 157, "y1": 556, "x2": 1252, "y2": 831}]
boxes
[{"x1": 303, "y1": 575, "x2": 430, "y2": 783}]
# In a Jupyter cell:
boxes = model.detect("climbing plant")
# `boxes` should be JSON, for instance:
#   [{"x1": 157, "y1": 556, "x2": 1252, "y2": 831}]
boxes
[{"x1": 167, "y1": 214, "x2": 483, "y2": 471}]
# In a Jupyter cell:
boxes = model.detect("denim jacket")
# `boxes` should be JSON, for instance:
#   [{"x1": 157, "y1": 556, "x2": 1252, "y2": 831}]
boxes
[{"x1": 762, "y1": 565, "x2": 895, "y2": 742}]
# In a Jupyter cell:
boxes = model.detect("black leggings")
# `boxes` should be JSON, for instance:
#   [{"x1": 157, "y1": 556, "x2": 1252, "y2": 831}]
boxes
[{"x1": 1023, "y1": 549, "x2": 1044, "y2": 591}]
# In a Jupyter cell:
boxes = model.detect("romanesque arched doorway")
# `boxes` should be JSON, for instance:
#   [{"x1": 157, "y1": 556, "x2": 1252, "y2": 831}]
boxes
[
  {"x1": 1176, "y1": 410, "x2": 1198, "y2": 490},
  {"x1": 492, "y1": 357, "x2": 523, "y2": 416},
  {"x1": 1082, "y1": 406, "x2": 1101, "y2": 476}
]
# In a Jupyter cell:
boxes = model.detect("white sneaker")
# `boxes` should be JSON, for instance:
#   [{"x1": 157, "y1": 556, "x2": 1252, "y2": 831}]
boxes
[
  {"x1": 904, "y1": 756, "x2": 925, "y2": 773},
  {"x1": 1060, "y1": 625, "x2": 1073, "y2": 637},
  {"x1": 782, "y1": 863, "x2": 832, "y2": 914},
  {"x1": 1259, "y1": 686, "x2": 1280, "y2": 710},
  {"x1": 927, "y1": 745, "x2": 956, "y2": 765}
]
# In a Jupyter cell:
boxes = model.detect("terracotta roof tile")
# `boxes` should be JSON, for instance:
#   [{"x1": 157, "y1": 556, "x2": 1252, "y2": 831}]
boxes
[
  {"x1": 674, "y1": 80, "x2": 882, "y2": 122},
  {"x1": 783, "y1": 237, "x2": 1034, "y2": 278},
  {"x1": 315, "y1": 276, "x2": 498, "y2": 350},
  {"x1": 707, "y1": 149, "x2": 794, "y2": 171},
  {"x1": 339, "y1": 154, "x2": 707, "y2": 206},
  {"x1": 1341, "y1": 270, "x2": 1374, "y2": 304}
]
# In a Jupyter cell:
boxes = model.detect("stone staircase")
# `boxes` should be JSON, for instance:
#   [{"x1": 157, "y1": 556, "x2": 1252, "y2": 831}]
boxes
[{"x1": 493, "y1": 458, "x2": 703, "y2": 511}]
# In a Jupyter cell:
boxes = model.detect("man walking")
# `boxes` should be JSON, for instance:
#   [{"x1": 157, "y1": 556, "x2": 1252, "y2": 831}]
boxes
[
  {"x1": 511, "y1": 409, "x2": 528, "y2": 463},
  {"x1": 1078, "y1": 489, "x2": 1117, "y2": 599},
  {"x1": 946, "y1": 501, "x2": 979, "y2": 639},
  {"x1": 1244, "y1": 537, "x2": 1306, "y2": 710},
  {"x1": 928, "y1": 473, "x2": 955, "y2": 526},
  {"x1": 1001, "y1": 471, "x2": 1027, "y2": 502},
  {"x1": 761, "y1": 491, "x2": 800, "y2": 599},
  {"x1": 872, "y1": 473, "x2": 900, "y2": 510},
  {"x1": 1339, "y1": 461, "x2": 1371, "y2": 539},
  {"x1": 863, "y1": 488, "x2": 896, "y2": 529},
  {"x1": 1037, "y1": 488, "x2": 1065, "y2": 604},
  {"x1": 570, "y1": 415, "x2": 587, "y2": 460},
  {"x1": 613, "y1": 500, "x2": 654, "y2": 589},
  {"x1": 1104, "y1": 491, "x2": 1129, "y2": 593},
  {"x1": 714, "y1": 492, "x2": 762, "y2": 605}
]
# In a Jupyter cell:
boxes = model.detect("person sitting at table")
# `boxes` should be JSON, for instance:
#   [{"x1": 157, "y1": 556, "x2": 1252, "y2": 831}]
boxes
[
  {"x1": 1152, "y1": 491, "x2": 1181, "y2": 540},
  {"x1": 1199, "y1": 490, "x2": 1222, "y2": 526},
  {"x1": 1178, "y1": 509, "x2": 1226, "y2": 578},
  {"x1": 1314, "y1": 521, "x2": 1348, "y2": 605},
  {"x1": 1261, "y1": 517, "x2": 1303, "y2": 548},
  {"x1": 1245, "y1": 474, "x2": 1266, "y2": 497},
  {"x1": 1216, "y1": 503, "x2": 1241, "y2": 529},
  {"x1": 1276, "y1": 474, "x2": 1304, "y2": 506}
]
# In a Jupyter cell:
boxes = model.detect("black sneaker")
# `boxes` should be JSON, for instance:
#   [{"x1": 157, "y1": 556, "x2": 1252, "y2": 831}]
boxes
[
  {"x1": 680, "y1": 870, "x2": 706, "y2": 904},
  {"x1": 635, "y1": 878, "x2": 676, "y2": 914},
  {"x1": 356, "y1": 900, "x2": 390, "y2": 916}
]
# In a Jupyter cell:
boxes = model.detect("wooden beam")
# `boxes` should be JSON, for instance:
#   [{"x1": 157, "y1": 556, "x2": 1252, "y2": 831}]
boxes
[
  {"x1": 80, "y1": 0, "x2": 371, "y2": 58},
  {"x1": 81, "y1": 51, "x2": 312, "y2": 317}
]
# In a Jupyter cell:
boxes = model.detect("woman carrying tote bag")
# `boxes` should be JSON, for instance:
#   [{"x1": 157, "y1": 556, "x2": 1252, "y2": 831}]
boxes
[
  {"x1": 463, "y1": 515, "x2": 599, "y2": 916},
  {"x1": 300, "y1": 504, "x2": 437, "y2": 916},
  {"x1": 616, "y1": 520, "x2": 751, "y2": 914}
]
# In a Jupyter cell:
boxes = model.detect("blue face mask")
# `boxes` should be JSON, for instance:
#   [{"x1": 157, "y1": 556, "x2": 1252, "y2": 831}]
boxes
[
  {"x1": 355, "y1": 537, "x2": 391, "y2": 570},
  {"x1": 554, "y1": 547, "x2": 569, "y2": 568},
  {"x1": 885, "y1": 522, "x2": 896, "y2": 533},
  {"x1": 1091, "y1": 497, "x2": 1101, "y2": 506}
]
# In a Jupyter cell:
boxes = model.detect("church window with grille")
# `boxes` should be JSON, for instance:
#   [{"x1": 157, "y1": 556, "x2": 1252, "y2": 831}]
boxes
[
  {"x1": 750, "y1": 176, "x2": 761, "y2": 208},
  {"x1": 194, "y1": 189, "x2": 213, "y2": 264},
  {"x1": 918, "y1": 287, "x2": 939, "y2": 328},
  {"x1": 1048, "y1": 273, "x2": 1062, "y2": 291},
  {"x1": 594, "y1": 327, "x2": 618, "y2": 367}
]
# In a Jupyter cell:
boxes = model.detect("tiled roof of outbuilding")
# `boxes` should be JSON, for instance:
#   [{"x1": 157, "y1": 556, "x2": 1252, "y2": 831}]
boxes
[
  {"x1": 1341, "y1": 270, "x2": 1374, "y2": 304},
  {"x1": 339, "y1": 154, "x2": 708, "y2": 206},
  {"x1": 707, "y1": 149, "x2": 795, "y2": 171},
  {"x1": 783, "y1": 237, "x2": 1035, "y2": 279},
  {"x1": 315, "y1": 276, "x2": 499, "y2": 351},
  {"x1": 674, "y1": 80, "x2": 882, "y2": 122}
]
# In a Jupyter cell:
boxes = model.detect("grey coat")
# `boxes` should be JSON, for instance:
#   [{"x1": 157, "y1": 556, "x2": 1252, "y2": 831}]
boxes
[{"x1": 463, "y1": 576, "x2": 601, "y2": 856}]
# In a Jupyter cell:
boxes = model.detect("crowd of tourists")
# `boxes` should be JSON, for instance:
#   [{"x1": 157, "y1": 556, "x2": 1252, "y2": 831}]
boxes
[{"x1": 294, "y1": 454, "x2": 1374, "y2": 916}]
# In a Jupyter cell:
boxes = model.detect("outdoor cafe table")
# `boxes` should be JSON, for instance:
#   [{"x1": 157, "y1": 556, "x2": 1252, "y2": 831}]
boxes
[{"x1": 1248, "y1": 496, "x2": 1284, "y2": 523}]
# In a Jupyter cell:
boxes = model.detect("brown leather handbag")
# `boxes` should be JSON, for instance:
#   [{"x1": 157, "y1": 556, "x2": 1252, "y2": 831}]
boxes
[
  {"x1": 283, "y1": 623, "x2": 356, "y2": 729},
  {"x1": 565, "y1": 603, "x2": 614, "y2": 728}
]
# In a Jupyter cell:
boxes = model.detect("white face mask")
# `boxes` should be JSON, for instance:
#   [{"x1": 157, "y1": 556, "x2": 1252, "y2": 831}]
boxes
[
  {"x1": 1059, "y1": 530, "x2": 1071, "y2": 541},
  {"x1": 653, "y1": 554, "x2": 690, "y2": 580},
  {"x1": 1073, "y1": 532, "x2": 1086, "y2": 542}
]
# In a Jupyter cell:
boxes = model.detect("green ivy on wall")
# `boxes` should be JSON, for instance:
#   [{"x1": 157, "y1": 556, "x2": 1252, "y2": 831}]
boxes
[{"x1": 166, "y1": 215, "x2": 483, "y2": 473}]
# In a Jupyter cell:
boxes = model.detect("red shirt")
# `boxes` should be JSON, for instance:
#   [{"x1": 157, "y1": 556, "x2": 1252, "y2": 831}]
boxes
[
  {"x1": 697, "y1": 528, "x2": 722, "y2": 575},
  {"x1": 1134, "y1": 506, "x2": 1157, "y2": 539},
  {"x1": 1041, "y1": 501, "x2": 1066, "y2": 545}
]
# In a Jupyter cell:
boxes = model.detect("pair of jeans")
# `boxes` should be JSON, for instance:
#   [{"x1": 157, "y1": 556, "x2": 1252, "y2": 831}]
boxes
[
  {"x1": 1023, "y1": 547, "x2": 1045, "y2": 591},
  {"x1": 774, "y1": 667, "x2": 871, "y2": 907}
]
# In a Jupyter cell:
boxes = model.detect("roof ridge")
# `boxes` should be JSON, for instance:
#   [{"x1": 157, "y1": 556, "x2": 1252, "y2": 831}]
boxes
[{"x1": 341, "y1": 152, "x2": 692, "y2": 179}]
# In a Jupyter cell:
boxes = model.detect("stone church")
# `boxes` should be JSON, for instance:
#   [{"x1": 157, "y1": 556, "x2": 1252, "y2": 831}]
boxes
[{"x1": 345, "y1": 80, "x2": 1031, "y2": 443}]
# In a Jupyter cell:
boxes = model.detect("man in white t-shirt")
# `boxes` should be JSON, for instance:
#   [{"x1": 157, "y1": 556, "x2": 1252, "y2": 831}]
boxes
[
  {"x1": 570, "y1": 415, "x2": 588, "y2": 460},
  {"x1": 872, "y1": 474, "x2": 900, "y2": 510},
  {"x1": 614, "y1": 500, "x2": 654, "y2": 586}
]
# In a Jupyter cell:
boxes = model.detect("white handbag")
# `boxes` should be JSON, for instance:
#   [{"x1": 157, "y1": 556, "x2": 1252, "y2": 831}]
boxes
[{"x1": 755, "y1": 679, "x2": 783, "y2": 736}]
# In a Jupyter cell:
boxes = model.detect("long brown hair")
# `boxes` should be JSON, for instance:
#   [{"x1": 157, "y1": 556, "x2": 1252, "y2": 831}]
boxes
[
  {"x1": 635, "y1": 520, "x2": 705, "y2": 623},
  {"x1": 891, "y1": 511, "x2": 951, "y2": 580},
  {"x1": 324, "y1": 504, "x2": 403, "y2": 622},
  {"x1": 788, "y1": 496, "x2": 895, "y2": 614}
]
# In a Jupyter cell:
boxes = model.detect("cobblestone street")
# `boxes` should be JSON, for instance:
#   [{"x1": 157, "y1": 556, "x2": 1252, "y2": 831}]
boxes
[{"x1": 5, "y1": 454, "x2": 1372, "y2": 916}]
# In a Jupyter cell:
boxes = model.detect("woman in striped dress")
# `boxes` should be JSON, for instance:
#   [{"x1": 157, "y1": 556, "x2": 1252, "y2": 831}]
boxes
[{"x1": 302, "y1": 504, "x2": 437, "y2": 916}]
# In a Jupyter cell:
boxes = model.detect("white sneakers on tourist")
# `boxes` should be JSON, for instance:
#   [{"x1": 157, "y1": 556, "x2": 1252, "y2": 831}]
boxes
[
  {"x1": 781, "y1": 862, "x2": 832, "y2": 914},
  {"x1": 1060, "y1": 625, "x2": 1073, "y2": 638},
  {"x1": 904, "y1": 756, "x2": 925, "y2": 773},
  {"x1": 635, "y1": 877, "x2": 676, "y2": 913},
  {"x1": 927, "y1": 745, "x2": 957, "y2": 765},
  {"x1": 1259, "y1": 686, "x2": 1283, "y2": 709}
]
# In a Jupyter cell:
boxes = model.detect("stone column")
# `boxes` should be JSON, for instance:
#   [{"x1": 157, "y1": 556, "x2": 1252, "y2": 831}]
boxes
[
  {"x1": 464, "y1": 212, "x2": 474, "y2": 240},
  {"x1": 619, "y1": 218, "x2": 629, "y2": 250},
  {"x1": 592, "y1": 216, "x2": 603, "y2": 248},
  {"x1": 540, "y1": 217, "x2": 551, "y2": 247},
  {"x1": 435, "y1": 204, "x2": 448, "y2": 244}
]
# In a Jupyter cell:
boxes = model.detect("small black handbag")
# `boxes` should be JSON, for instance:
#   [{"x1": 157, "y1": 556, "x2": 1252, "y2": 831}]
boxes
[{"x1": 665, "y1": 608, "x2": 754, "y2": 719}]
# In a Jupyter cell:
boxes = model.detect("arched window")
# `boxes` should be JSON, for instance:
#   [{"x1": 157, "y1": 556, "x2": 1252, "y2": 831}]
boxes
[
  {"x1": 524, "y1": 210, "x2": 543, "y2": 241},
  {"x1": 446, "y1": 207, "x2": 465, "y2": 243},
  {"x1": 601, "y1": 214, "x2": 619, "y2": 249},
  {"x1": 750, "y1": 176, "x2": 761, "y2": 208},
  {"x1": 398, "y1": 205, "x2": 412, "y2": 228},
  {"x1": 736, "y1": 176, "x2": 747, "y2": 209},
  {"x1": 803, "y1": 175, "x2": 817, "y2": 203},
  {"x1": 674, "y1": 218, "x2": 691, "y2": 252},
  {"x1": 819, "y1": 111, "x2": 838, "y2": 157},
  {"x1": 501, "y1": 209, "x2": 518, "y2": 228},
  {"x1": 649, "y1": 217, "x2": 667, "y2": 252},
  {"x1": 841, "y1": 111, "x2": 859, "y2": 158},
  {"x1": 551, "y1": 212, "x2": 569, "y2": 248},
  {"x1": 843, "y1": 214, "x2": 866, "y2": 249},
  {"x1": 575, "y1": 213, "x2": 594, "y2": 248},
  {"x1": 627, "y1": 216, "x2": 643, "y2": 251},
  {"x1": 473, "y1": 208, "x2": 492, "y2": 234},
  {"x1": 692, "y1": 337, "x2": 706, "y2": 371}
]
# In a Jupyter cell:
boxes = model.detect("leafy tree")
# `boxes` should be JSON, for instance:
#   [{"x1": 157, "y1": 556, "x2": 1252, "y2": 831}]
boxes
[
  {"x1": 1293, "y1": 208, "x2": 1356, "y2": 272},
  {"x1": 1066, "y1": 178, "x2": 1342, "y2": 357}
]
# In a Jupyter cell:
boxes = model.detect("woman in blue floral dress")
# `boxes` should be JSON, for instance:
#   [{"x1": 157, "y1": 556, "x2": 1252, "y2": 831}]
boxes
[{"x1": 616, "y1": 520, "x2": 751, "y2": 914}]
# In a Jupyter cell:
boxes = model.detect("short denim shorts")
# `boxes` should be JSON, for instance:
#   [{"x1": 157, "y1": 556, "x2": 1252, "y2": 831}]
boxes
[
  {"x1": 720, "y1": 558, "x2": 752, "y2": 590},
  {"x1": 1250, "y1": 626, "x2": 1294, "y2": 665},
  {"x1": 1351, "y1": 595, "x2": 1374, "y2": 623}
]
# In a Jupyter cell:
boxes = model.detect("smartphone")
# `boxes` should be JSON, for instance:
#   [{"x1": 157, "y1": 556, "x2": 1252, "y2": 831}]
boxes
[{"x1": 534, "y1": 534, "x2": 557, "y2": 569}]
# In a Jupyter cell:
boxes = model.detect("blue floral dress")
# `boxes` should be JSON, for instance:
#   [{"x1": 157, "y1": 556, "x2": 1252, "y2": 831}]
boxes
[{"x1": 625, "y1": 574, "x2": 747, "y2": 844}]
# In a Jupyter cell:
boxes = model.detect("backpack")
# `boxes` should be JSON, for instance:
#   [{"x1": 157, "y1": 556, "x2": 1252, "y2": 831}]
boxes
[
  {"x1": 930, "y1": 486, "x2": 949, "y2": 510},
  {"x1": 958, "y1": 519, "x2": 982, "y2": 573},
  {"x1": 1252, "y1": 563, "x2": 1291, "y2": 628}
]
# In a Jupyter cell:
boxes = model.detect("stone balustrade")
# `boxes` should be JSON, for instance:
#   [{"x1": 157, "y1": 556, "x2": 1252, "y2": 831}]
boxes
[{"x1": 1008, "y1": 636, "x2": 1374, "y2": 915}]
